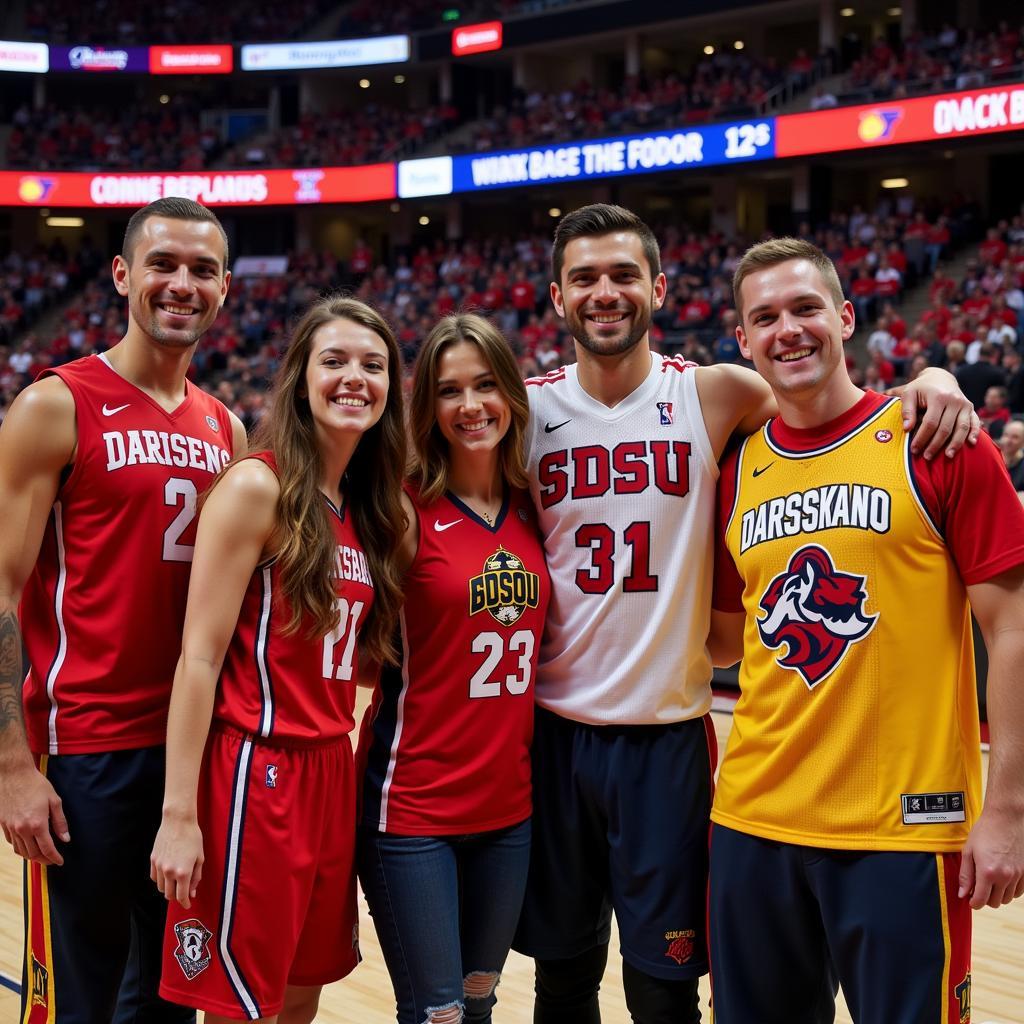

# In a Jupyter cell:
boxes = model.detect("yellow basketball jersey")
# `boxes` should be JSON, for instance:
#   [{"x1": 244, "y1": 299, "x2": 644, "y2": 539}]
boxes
[{"x1": 713, "y1": 397, "x2": 982, "y2": 851}]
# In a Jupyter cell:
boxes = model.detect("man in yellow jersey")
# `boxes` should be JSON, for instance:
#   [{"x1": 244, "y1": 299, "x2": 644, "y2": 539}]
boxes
[{"x1": 707, "y1": 238, "x2": 1024, "y2": 1024}]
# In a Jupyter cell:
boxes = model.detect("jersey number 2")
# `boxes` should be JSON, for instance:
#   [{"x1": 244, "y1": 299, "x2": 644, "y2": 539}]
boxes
[
  {"x1": 470, "y1": 630, "x2": 534, "y2": 698},
  {"x1": 163, "y1": 478, "x2": 198, "y2": 562}
]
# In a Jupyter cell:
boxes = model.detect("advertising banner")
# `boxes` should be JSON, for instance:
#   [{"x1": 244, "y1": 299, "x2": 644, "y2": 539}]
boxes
[
  {"x1": 775, "y1": 83, "x2": 1024, "y2": 157},
  {"x1": 0, "y1": 40, "x2": 48, "y2": 73},
  {"x1": 434, "y1": 120, "x2": 776, "y2": 195},
  {"x1": 1, "y1": 166, "x2": 396, "y2": 208},
  {"x1": 241, "y1": 36, "x2": 409, "y2": 71},
  {"x1": 149, "y1": 45, "x2": 233, "y2": 74},
  {"x1": 50, "y1": 45, "x2": 150, "y2": 72},
  {"x1": 452, "y1": 22, "x2": 503, "y2": 56}
]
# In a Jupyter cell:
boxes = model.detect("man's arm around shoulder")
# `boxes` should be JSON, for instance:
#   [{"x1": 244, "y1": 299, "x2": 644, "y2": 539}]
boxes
[
  {"x1": 695, "y1": 364, "x2": 776, "y2": 460},
  {"x1": 0, "y1": 377, "x2": 77, "y2": 865}
]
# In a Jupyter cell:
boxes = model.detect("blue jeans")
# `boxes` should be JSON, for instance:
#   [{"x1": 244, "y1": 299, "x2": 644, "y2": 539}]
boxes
[{"x1": 358, "y1": 819, "x2": 531, "y2": 1024}]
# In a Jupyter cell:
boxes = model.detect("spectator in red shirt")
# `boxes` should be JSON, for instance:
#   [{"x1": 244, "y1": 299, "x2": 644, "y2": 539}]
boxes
[
  {"x1": 926, "y1": 216, "x2": 951, "y2": 272},
  {"x1": 979, "y1": 384, "x2": 1012, "y2": 437},
  {"x1": 874, "y1": 258, "x2": 902, "y2": 300},
  {"x1": 510, "y1": 271, "x2": 537, "y2": 327},
  {"x1": 849, "y1": 266, "x2": 878, "y2": 323},
  {"x1": 928, "y1": 266, "x2": 956, "y2": 303},
  {"x1": 920, "y1": 295, "x2": 952, "y2": 336},
  {"x1": 869, "y1": 348, "x2": 896, "y2": 386},
  {"x1": 979, "y1": 227, "x2": 1008, "y2": 268}
]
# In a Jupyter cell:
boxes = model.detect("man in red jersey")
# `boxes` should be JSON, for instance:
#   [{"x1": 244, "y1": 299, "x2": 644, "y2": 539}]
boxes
[{"x1": 0, "y1": 197, "x2": 246, "y2": 1024}]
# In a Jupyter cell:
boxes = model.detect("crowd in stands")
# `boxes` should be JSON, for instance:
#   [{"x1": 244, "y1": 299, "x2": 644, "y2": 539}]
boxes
[
  {"x1": 21, "y1": 0, "x2": 339, "y2": 45},
  {"x1": 467, "y1": 58, "x2": 802, "y2": 154},
  {"x1": 22, "y1": 21, "x2": 1024, "y2": 175},
  {"x1": 5, "y1": 96, "x2": 219, "y2": 173},
  {"x1": 4, "y1": 94, "x2": 458, "y2": 173},
  {"x1": 3, "y1": 197, "x2": 1005, "y2": 433},
  {"x1": 222, "y1": 102, "x2": 460, "y2": 170},
  {"x1": 4, "y1": 55, "x2": 800, "y2": 174},
  {"x1": 837, "y1": 20, "x2": 1023, "y2": 103},
  {"x1": 858, "y1": 213, "x2": 1024, "y2": 452}
]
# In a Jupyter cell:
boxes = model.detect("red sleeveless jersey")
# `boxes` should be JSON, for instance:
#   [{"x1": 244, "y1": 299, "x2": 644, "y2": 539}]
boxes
[
  {"x1": 359, "y1": 485, "x2": 550, "y2": 834},
  {"x1": 20, "y1": 354, "x2": 234, "y2": 755},
  {"x1": 213, "y1": 452, "x2": 374, "y2": 744}
]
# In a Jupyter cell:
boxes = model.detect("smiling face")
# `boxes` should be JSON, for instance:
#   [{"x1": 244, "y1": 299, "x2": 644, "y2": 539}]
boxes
[
  {"x1": 551, "y1": 231, "x2": 666, "y2": 357},
  {"x1": 736, "y1": 258, "x2": 855, "y2": 399},
  {"x1": 999, "y1": 420, "x2": 1024, "y2": 460},
  {"x1": 113, "y1": 216, "x2": 229, "y2": 349},
  {"x1": 303, "y1": 317, "x2": 390, "y2": 441},
  {"x1": 434, "y1": 340, "x2": 511, "y2": 456}
]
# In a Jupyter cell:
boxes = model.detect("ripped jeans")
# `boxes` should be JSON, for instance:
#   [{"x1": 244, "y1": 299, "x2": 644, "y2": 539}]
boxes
[{"x1": 358, "y1": 819, "x2": 531, "y2": 1024}]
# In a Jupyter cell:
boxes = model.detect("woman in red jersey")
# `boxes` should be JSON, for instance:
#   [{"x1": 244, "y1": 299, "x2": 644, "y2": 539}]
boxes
[
  {"x1": 150, "y1": 296, "x2": 406, "y2": 1024},
  {"x1": 358, "y1": 313, "x2": 550, "y2": 1024}
]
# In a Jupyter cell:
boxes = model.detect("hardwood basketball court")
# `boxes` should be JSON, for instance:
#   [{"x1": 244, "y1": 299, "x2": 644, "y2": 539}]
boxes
[{"x1": 1, "y1": 710, "x2": 1021, "y2": 1022}]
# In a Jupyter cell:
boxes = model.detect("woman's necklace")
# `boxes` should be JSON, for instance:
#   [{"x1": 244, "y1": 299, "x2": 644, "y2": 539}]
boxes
[{"x1": 462, "y1": 494, "x2": 500, "y2": 525}]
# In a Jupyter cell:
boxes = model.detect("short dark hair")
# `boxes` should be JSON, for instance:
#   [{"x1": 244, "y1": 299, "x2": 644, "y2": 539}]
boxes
[
  {"x1": 552, "y1": 204, "x2": 661, "y2": 282},
  {"x1": 121, "y1": 198, "x2": 229, "y2": 271}
]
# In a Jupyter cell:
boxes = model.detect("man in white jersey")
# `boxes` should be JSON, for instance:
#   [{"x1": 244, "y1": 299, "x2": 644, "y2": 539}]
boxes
[{"x1": 512, "y1": 204, "x2": 976, "y2": 1024}]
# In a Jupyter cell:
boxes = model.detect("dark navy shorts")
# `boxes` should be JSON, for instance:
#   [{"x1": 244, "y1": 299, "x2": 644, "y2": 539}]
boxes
[
  {"x1": 708, "y1": 825, "x2": 972, "y2": 1024},
  {"x1": 22, "y1": 747, "x2": 195, "y2": 1024},
  {"x1": 513, "y1": 707, "x2": 717, "y2": 981}
]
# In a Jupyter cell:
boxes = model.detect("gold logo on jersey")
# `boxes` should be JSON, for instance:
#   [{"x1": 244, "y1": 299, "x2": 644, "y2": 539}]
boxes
[
  {"x1": 954, "y1": 971, "x2": 971, "y2": 1022},
  {"x1": 469, "y1": 546, "x2": 540, "y2": 625},
  {"x1": 31, "y1": 955, "x2": 48, "y2": 1007}
]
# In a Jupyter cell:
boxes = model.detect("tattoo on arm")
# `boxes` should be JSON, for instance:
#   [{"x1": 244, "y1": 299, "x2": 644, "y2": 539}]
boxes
[{"x1": 0, "y1": 611, "x2": 26, "y2": 734}]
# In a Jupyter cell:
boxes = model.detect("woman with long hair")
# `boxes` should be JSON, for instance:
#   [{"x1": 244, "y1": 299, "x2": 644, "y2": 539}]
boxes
[
  {"x1": 358, "y1": 312, "x2": 550, "y2": 1024},
  {"x1": 150, "y1": 296, "x2": 406, "y2": 1024}
]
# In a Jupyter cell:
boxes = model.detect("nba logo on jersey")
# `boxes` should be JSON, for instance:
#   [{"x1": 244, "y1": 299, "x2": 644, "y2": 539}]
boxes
[
  {"x1": 657, "y1": 401, "x2": 674, "y2": 425},
  {"x1": 173, "y1": 919, "x2": 213, "y2": 980},
  {"x1": 266, "y1": 765, "x2": 278, "y2": 788},
  {"x1": 205, "y1": 415, "x2": 219, "y2": 432}
]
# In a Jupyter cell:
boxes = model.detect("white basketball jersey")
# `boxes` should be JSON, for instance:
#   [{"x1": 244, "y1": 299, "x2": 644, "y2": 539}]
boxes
[{"x1": 525, "y1": 352, "x2": 716, "y2": 725}]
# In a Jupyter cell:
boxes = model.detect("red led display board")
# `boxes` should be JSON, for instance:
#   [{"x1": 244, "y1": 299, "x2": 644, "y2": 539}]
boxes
[
  {"x1": 0, "y1": 166, "x2": 396, "y2": 208},
  {"x1": 149, "y1": 45, "x2": 233, "y2": 74},
  {"x1": 775, "y1": 83, "x2": 1024, "y2": 157},
  {"x1": 452, "y1": 22, "x2": 503, "y2": 56}
]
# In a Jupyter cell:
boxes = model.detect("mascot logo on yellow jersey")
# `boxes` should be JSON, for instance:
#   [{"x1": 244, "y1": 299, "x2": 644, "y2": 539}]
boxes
[
  {"x1": 757, "y1": 544, "x2": 877, "y2": 688},
  {"x1": 469, "y1": 547, "x2": 540, "y2": 626}
]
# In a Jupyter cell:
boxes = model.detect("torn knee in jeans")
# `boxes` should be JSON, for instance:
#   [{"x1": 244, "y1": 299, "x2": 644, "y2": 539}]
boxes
[
  {"x1": 422, "y1": 1000, "x2": 463, "y2": 1024},
  {"x1": 463, "y1": 970, "x2": 500, "y2": 1001}
]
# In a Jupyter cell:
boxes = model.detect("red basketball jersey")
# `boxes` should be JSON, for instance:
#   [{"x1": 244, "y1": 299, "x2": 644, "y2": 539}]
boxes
[
  {"x1": 359, "y1": 486, "x2": 550, "y2": 834},
  {"x1": 20, "y1": 354, "x2": 234, "y2": 755},
  {"x1": 213, "y1": 452, "x2": 374, "y2": 744}
]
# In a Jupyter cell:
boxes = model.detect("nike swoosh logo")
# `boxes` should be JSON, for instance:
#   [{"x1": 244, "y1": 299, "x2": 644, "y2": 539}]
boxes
[
  {"x1": 434, "y1": 519, "x2": 463, "y2": 532},
  {"x1": 752, "y1": 462, "x2": 775, "y2": 477},
  {"x1": 102, "y1": 403, "x2": 130, "y2": 416},
  {"x1": 544, "y1": 419, "x2": 571, "y2": 433}
]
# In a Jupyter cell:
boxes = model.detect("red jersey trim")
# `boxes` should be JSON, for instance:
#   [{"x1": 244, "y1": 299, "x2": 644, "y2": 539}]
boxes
[
  {"x1": 763, "y1": 393, "x2": 898, "y2": 458},
  {"x1": 525, "y1": 367, "x2": 568, "y2": 388},
  {"x1": 660, "y1": 356, "x2": 697, "y2": 374}
]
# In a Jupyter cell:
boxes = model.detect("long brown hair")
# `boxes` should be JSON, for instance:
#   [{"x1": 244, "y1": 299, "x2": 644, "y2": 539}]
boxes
[
  {"x1": 409, "y1": 313, "x2": 530, "y2": 503},
  {"x1": 253, "y1": 295, "x2": 407, "y2": 665}
]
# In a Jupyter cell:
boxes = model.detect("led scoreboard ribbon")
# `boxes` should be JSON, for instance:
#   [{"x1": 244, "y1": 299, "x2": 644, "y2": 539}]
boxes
[
  {"x1": 399, "y1": 120, "x2": 776, "y2": 198},
  {"x1": 1, "y1": 84, "x2": 1022, "y2": 207},
  {"x1": 775, "y1": 82, "x2": 1024, "y2": 156}
]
